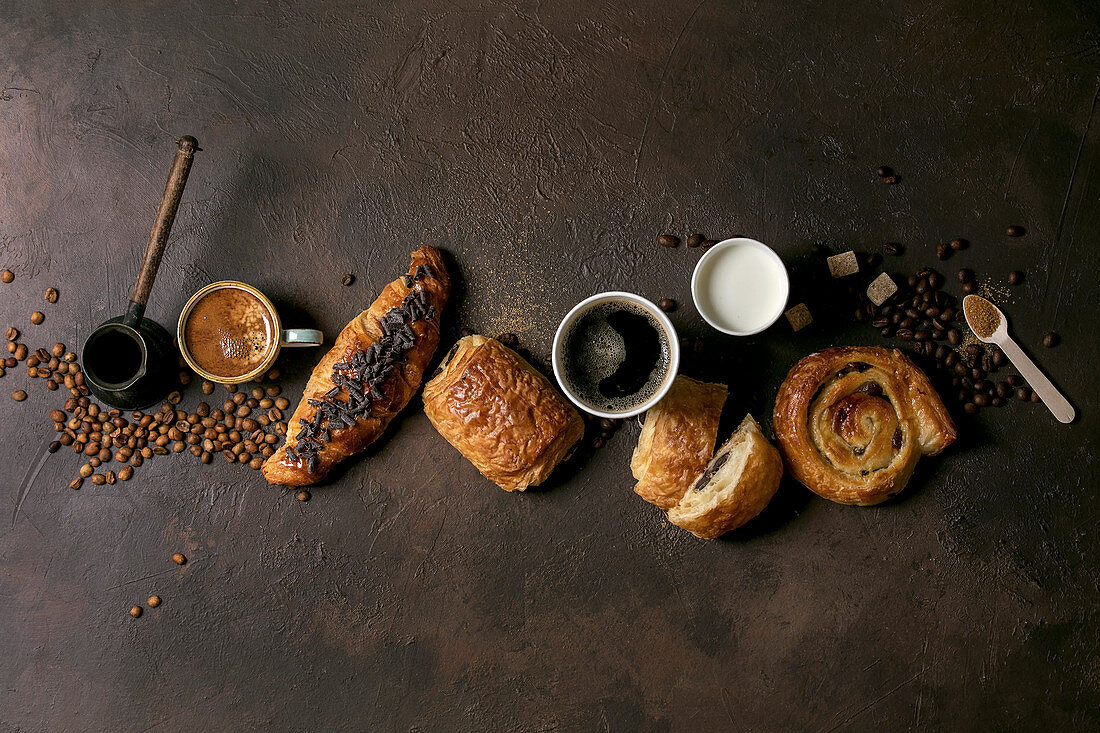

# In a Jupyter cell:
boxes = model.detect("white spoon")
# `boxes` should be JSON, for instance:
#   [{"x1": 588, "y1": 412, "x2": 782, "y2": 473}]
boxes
[{"x1": 963, "y1": 295, "x2": 1075, "y2": 424}]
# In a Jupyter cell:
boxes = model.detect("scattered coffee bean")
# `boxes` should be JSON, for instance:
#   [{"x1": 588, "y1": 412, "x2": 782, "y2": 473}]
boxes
[
  {"x1": 266, "y1": 368, "x2": 280, "y2": 381},
  {"x1": 119, "y1": 465, "x2": 133, "y2": 481},
  {"x1": 1005, "y1": 225, "x2": 1025, "y2": 237},
  {"x1": 341, "y1": 273, "x2": 355, "y2": 286},
  {"x1": 130, "y1": 605, "x2": 142, "y2": 619},
  {"x1": 957, "y1": 268, "x2": 972, "y2": 283},
  {"x1": 963, "y1": 402, "x2": 977, "y2": 414},
  {"x1": 12, "y1": 390, "x2": 26, "y2": 401},
  {"x1": 1042, "y1": 332, "x2": 1058, "y2": 348},
  {"x1": 48, "y1": 440, "x2": 61, "y2": 453},
  {"x1": 876, "y1": 165, "x2": 893, "y2": 178},
  {"x1": 700, "y1": 239, "x2": 717, "y2": 248},
  {"x1": 935, "y1": 243, "x2": 950, "y2": 261},
  {"x1": 658, "y1": 298, "x2": 676, "y2": 312},
  {"x1": 949, "y1": 238, "x2": 967, "y2": 251},
  {"x1": 961, "y1": 281, "x2": 975, "y2": 294},
  {"x1": 686, "y1": 233, "x2": 703, "y2": 248},
  {"x1": 90, "y1": 474, "x2": 106, "y2": 485},
  {"x1": 658, "y1": 234, "x2": 679, "y2": 248},
  {"x1": 5, "y1": 327, "x2": 16, "y2": 341},
  {"x1": 201, "y1": 380, "x2": 215, "y2": 394},
  {"x1": 1008, "y1": 270, "x2": 1024, "y2": 285},
  {"x1": 69, "y1": 477, "x2": 82, "y2": 490},
  {"x1": 1016, "y1": 387, "x2": 1030, "y2": 401},
  {"x1": 147, "y1": 595, "x2": 161, "y2": 608},
  {"x1": 1030, "y1": 391, "x2": 1040, "y2": 403},
  {"x1": 172, "y1": 553, "x2": 187, "y2": 565},
  {"x1": 883, "y1": 242, "x2": 903, "y2": 256},
  {"x1": 30, "y1": 311, "x2": 44, "y2": 325},
  {"x1": 297, "y1": 490, "x2": 311, "y2": 502},
  {"x1": 0, "y1": 269, "x2": 13, "y2": 283},
  {"x1": 44, "y1": 287, "x2": 59, "y2": 303}
]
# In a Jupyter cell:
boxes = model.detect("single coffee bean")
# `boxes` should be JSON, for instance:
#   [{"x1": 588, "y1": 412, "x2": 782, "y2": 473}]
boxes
[
  {"x1": 992, "y1": 396, "x2": 1005, "y2": 407},
  {"x1": 871, "y1": 316, "x2": 889, "y2": 328},
  {"x1": 147, "y1": 595, "x2": 161, "y2": 608},
  {"x1": 944, "y1": 351, "x2": 958, "y2": 367},
  {"x1": 949, "y1": 238, "x2": 967, "y2": 251},
  {"x1": 658, "y1": 298, "x2": 676, "y2": 312},
  {"x1": 69, "y1": 477, "x2": 83, "y2": 490},
  {"x1": 876, "y1": 166, "x2": 893, "y2": 177},
  {"x1": 30, "y1": 311, "x2": 44, "y2": 325},
  {"x1": 956, "y1": 268, "x2": 972, "y2": 284},
  {"x1": 297, "y1": 490, "x2": 311, "y2": 502},
  {"x1": 700, "y1": 239, "x2": 717, "y2": 248},
  {"x1": 5, "y1": 327, "x2": 17, "y2": 341},
  {"x1": 995, "y1": 382, "x2": 1009, "y2": 398},
  {"x1": 44, "y1": 287, "x2": 59, "y2": 303},
  {"x1": 105, "y1": 470, "x2": 116, "y2": 485},
  {"x1": 883, "y1": 242, "x2": 902, "y2": 256},
  {"x1": 1042, "y1": 332, "x2": 1058, "y2": 348},
  {"x1": 896, "y1": 329, "x2": 914, "y2": 341},
  {"x1": 341, "y1": 273, "x2": 355, "y2": 286},
  {"x1": 1030, "y1": 391, "x2": 1040, "y2": 403},
  {"x1": 1005, "y1": 374, "x2": 1021, "y2": 386},
  {"x1": 973, "y1": 379, "x2": 991, "y2": 393},
  {"x1": 962, "y1": 281, "x2": 975, "y2": 294},
  {"x1": 130, "y1": 606, "x2": 142, "y2": 619},
  {"x1": 172, "y1": 553, "x2": 187, "y2": 565},
  {"x1": 14, "y1": 344, "x2": 27, "y2": 360},
  {"x1": 657, "y1": 234, "x2": 679, "y2": 248},
  {"x1": 936, "y1": 243, "x2": 950, "y2": 261},
  {"x1": 1008, "y1": 270, "x2": 1023, "y2": 285},
  {"x1": 1005, "y1": 225, "x2": 1025, "y2": 237},
  {"x1": 90, "y1": 474, "x2": 106, "y2": 485},
  {"x1": 1016, "y1": 387, "x2": 1030, "y2": 401},
  {"x1": 963, "y1": 402, "x2": 978, "y2": 414},
  {"x1": 973, "y1": 393, "x2": 991, "y2": 407},
  {"x1": 12, "y1": 390, "x2": 26, "y2": 401},
  {"x1": 0, "y1": 269, "x2": 13, "y2": 283},
  {"x1": 992, "y1": 348, "x2": 1006, "y2": 367},
  {"x1": 686, "y1": 233, "x2": 703, "y2": 248},
  {"x1": 883, "y1": 175, "x2": 898, "y2": 184},
  {"x1": 907, "y1": 275, "x2": 918, "y2": 288},
  {"x1": 914, "y1": 330, "x2": 930, "y2": 341},
  {"x1": 47, "y1": 440, "x2": 60, "y2": 453}
]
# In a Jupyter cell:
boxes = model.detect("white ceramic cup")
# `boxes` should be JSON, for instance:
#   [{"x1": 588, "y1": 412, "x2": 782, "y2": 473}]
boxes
[
  {"x1": 552, "y1": 291, "x2": 680, "y2": 419},
  {"x1": 691, "y1": 237, "x2": 790, "y2": 336}
]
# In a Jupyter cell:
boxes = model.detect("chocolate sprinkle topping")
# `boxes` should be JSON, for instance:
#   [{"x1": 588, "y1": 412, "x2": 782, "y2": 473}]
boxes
[{"x1": 289, "y1": 265, "x2": 436, "y2": 473}]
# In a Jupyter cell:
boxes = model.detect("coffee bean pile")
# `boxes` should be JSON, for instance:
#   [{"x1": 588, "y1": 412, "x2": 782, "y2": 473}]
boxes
[
  {"x1": 3, "y1": 330, "x2": 292, "y2": 488},
  {"x1": 847, "y1": 263, "x2": 1042, "y2": 415}
]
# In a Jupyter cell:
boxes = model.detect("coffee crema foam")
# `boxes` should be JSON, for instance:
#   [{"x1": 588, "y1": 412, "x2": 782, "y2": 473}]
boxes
[
  {"x1": 561, "y1": 301, "x2": 670, "y2": 413},
  {"x1": 184, "y1": 286, "x2": 275, "y2": 379}
]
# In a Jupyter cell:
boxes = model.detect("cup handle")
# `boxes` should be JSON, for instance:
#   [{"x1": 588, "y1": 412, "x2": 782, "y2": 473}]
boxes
[{"x1": 281, "y1": 329, "x2": 323, "y2": 347}]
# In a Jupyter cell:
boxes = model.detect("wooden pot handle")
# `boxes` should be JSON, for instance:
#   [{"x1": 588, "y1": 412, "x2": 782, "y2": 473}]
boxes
[{"x1": 127, "y1": 136, "x2": 198, "y2": 316}]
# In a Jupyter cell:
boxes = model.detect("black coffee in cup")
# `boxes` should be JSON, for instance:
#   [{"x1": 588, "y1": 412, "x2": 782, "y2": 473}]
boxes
[{"x1": 561, "y1": 301, "x2": 672, "y2": 413}]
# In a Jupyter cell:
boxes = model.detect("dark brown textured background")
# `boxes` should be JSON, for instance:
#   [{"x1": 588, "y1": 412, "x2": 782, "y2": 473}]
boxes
[{"x1": 2, "y1": 1, "x2": 1098, "y2": 730}]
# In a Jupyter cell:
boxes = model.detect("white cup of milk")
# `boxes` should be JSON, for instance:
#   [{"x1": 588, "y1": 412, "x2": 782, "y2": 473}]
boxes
[{"x1": 691, "y1": 238, "x2": 790, "y2": 336}]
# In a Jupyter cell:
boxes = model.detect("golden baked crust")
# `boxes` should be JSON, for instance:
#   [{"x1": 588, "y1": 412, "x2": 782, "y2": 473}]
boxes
[
  {"x1": 422, "y1": 335, "x2": 583, "y2": 491},
  {"x1": 772, "y1": 346, "x2": 956, "y2": 505},
  {"x1": 630, "y1": 376, "x2": 728, "y2": 510},
  {"x1": 667, "y1": 414, "x2": 783, "y2": 539},
  {"x1": 261, "y1": 247, "x2": 449, "y2": 486}
]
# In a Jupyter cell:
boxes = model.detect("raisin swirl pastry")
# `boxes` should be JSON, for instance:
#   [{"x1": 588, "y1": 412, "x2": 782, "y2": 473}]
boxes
[{"x1": 772, "y1": 346, "x2": 956, "y2": 506}]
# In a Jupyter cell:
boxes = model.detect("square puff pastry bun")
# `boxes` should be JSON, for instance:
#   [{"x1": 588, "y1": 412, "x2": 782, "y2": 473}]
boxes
[
  {"x1": 667, "y1": 414, "x2": 784, "y2": 539},
  {"x1": 423, "y1": 335, "x2": 584, "y2": 492},
  {"x1": 630, "y1": 376, "x2": 728, "y2": 510}
]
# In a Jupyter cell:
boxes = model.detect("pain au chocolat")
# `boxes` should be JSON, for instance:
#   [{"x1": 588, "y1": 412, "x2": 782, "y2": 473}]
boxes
[
  {"x1": 262, "y1": 246, "x2": 449, "y2": 486},
  {"x1": 772, "y1": 346, "x2": 956, "y2": 505},
  {"x1": 422, "y1": 335, "x2": 583, "y2": 492}
]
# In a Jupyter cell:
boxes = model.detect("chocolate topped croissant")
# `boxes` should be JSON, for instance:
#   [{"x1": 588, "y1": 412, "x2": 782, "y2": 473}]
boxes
[{"x1": 262, "y1": 246, "x2": 449, "y2": 486}]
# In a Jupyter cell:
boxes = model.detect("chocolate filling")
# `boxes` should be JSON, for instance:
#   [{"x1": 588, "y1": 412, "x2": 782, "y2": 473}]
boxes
[{"x1": 692, "y1": 450, "x2": 731, "y2": 491}]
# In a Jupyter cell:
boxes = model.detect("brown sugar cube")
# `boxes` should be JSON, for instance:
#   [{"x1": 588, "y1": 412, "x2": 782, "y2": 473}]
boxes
[
  {"x1": 827, "y1": 251, "x2": 859, "y2": 278},
  {"x1": 867, "y1": 272, "x2": 898, "y2": 306},
  {"x1": 785, "y1": 303, "x2": 813, "y2": 331}
]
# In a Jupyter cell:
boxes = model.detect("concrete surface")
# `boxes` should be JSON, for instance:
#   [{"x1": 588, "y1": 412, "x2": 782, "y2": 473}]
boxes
[{"x1": 1, "y1": 1, "x2": 1097, "y2": 730}]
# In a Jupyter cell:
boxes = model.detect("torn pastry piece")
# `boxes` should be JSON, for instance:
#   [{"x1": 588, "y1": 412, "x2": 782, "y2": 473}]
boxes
[
  {"x1": 422, "y1": 335, "x2": 583, "y2": 492},
  {"x1": 630, "y1": 376, "x2": 728, "y2": 510},
  {"x1": 667, "y1": 414, "x2": 783, "y2": 539},
  {"x1": 261, "y1": 246, "x2": 449, "y2": 486}
]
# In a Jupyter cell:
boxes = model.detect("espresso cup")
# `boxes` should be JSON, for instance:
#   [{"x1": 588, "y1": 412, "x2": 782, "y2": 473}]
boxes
[
  {"x1": 552, "y1": 291, "x2": 680, "y2": 419},
  {"x1": 177, "y1": 281, "x2": 323, "y2": 384}
]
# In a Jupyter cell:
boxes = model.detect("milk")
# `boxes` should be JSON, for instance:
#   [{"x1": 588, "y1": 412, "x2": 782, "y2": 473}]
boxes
[{"x1": 693, "y1": 240, "x2": 788, "y2": 334}]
